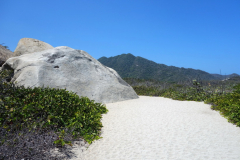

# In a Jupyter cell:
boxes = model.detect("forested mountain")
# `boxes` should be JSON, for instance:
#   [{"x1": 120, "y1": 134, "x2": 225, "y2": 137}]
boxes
[{"x1": 98, "y1": 53, "x2": 238, "y2": 82}]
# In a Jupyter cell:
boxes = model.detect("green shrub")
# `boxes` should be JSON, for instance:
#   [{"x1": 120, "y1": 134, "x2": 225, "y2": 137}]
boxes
[
  {"x1": 133, "y1": 80, "x2": 212, "y2": 101},
  {"x1": 0, "y1": 70, "x2": 108, "y2": 144},
  {"x1": 0, "y1": 69, "x2": 108, "y2": 159},
  {"x1": 0, "y1": 86, "x2": 108, "y2": 144},
  {"x1": 205, "y1": 84, "x2": 240, "y2": 126},
  {"x1": 133, "y1": 86, "x2": 165, "y2": 96}
]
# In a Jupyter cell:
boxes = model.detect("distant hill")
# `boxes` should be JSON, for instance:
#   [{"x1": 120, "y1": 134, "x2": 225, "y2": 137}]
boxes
[
  {"x1": 98, "y1": 53, "x2": 238, "y2": 82},
  {"x1": 211, "y1": 73, "x2": 240, "y2": 80}
]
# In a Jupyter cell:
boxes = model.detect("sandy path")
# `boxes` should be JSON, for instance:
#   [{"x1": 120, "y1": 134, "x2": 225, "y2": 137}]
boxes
[{"x1": 71, "y1": 96, "x2": 240, "y2": 160}]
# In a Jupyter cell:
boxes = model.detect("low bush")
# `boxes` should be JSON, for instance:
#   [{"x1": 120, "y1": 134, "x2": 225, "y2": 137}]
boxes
[
  {"x1": 205, "y1": 84, "x2": 240, "y2": 126},
  {"x1": 133, "y1": 86, "x2": 165, "y2": 96},
  {"x1": 133, "y1": 80, "x2": 212, "y2": 101},
  {"x1": 0, "y1": 69, "x2": 108, "y2": 159}
]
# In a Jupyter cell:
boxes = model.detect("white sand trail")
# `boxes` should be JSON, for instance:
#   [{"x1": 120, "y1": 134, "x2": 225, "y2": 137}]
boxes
[{"x1": 71, "y1": 96, "x2": 240, "y2": 160}]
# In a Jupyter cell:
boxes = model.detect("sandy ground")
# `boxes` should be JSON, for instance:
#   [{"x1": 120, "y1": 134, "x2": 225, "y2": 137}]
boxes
[{"x1": 69, "y1": 96, "x2": 240, "y2": 160}]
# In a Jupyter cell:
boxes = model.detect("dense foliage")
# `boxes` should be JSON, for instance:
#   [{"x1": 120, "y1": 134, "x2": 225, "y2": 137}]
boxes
[
  {"x1": 205, "y1": 84, "x2": 240, "y2": 126},
  {"x1": 98, "y1": 53, "x2": 238, "y2": 82},
  {"x1": 0, "y1": 70, "x2": 108, "y2": 159}
]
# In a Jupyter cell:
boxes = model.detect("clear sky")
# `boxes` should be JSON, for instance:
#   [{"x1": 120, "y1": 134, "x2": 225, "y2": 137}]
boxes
[{"x1": 1, "y1": 0, "x2": 239, "y2": 75}]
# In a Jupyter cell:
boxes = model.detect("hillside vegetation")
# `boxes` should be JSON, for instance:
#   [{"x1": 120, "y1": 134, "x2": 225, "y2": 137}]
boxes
[{"x1": 99, "y1": 53, "x2": 238, "y2": 82}]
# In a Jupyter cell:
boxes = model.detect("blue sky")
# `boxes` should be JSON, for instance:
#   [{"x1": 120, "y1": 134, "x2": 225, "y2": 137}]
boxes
[{"x1": 1, "y1": 0, "x2": 239, "y2": 75}]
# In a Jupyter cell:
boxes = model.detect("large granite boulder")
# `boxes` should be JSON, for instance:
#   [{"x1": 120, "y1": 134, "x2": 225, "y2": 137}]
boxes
[
  {"x1": 14, "y1": 38, "x2": 54, "y2": 57},
  {"x1": 0, "y1": 45, "x2": 13, "y2": 66},
  {"x1": 2, "y1": 46, "x2": 138, "y2": 103}
]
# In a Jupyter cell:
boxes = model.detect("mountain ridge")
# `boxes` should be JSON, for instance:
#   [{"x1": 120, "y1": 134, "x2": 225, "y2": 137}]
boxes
[{"x1": 98, "y1": 53, "x2": 238, "y2": 82}]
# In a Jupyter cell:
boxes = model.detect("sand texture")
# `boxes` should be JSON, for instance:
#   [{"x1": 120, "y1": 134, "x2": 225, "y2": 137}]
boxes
[{"x1": 71, "y1": 96, "x2": 240, "y2": 160}]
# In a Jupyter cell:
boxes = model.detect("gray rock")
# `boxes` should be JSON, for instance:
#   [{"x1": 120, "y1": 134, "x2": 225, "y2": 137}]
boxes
[
  {"x1": 0, "y1": 45, "x2": 13, "y2": 66},
  {"x1": 2, "y1": 46, "x2": 138, "y2": 103},
  {"x1": 14, "y1": 38, "x2": 54, "y2": 57}
]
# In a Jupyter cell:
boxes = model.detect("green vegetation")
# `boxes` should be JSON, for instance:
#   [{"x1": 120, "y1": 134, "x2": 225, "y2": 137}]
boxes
[
  {"x1": 98, "y1": 53, "x2": 238, "y2": 82},
  {"x1": 0, "y1": 70, "x2": 108, "y2": 159},
  {"x1": 205, "y1": 84, "x2": 240, "y2": 126},
  {"x1": 124, "y1": 77, "x2": 240, "y2": 127}
]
